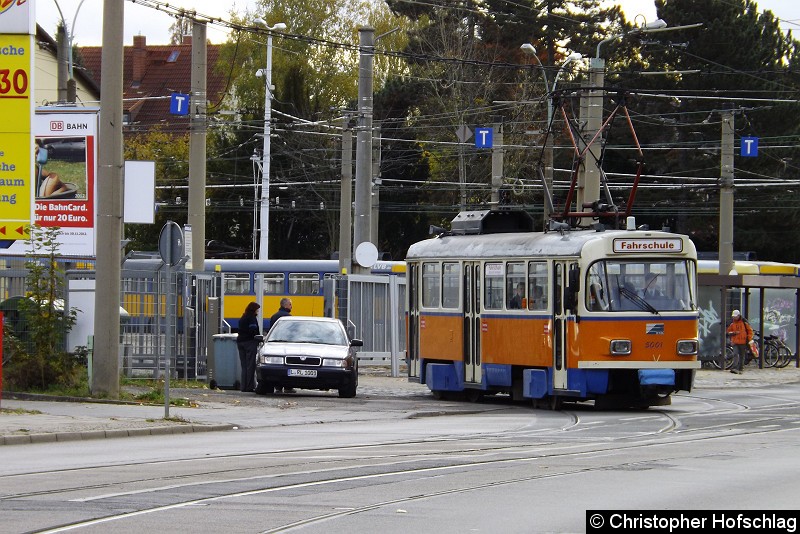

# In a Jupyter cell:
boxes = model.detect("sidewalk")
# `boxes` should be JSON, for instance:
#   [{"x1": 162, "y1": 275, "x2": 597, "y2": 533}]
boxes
[{"x1": 1, "y1": 366, "x2": 798, "y2": 445}]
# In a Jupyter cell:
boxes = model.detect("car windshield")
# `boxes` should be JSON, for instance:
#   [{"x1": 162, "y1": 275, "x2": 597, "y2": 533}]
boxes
[{"x1": 267, "y1": 320, "x2": 348, "y2": 345}]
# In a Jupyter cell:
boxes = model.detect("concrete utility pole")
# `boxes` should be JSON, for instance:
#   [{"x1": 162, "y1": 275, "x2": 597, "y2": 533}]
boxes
[
  {"x1": 370, "y1": 122, "x2": 381, "y2": 244},
  {"x1": 52, "y1": 0, "x2": 86, "y2": 103},
  {"x1": 56, "y1": 25, "x2": 68, "y2": 102},
  {"x1": 339, "y1": 115, "x2": 353, "y2": 275},
  {"x1": 578, "y1": 57, "x2": 604, "y2": 212},
  {"x1": 490, "y1": 121, "x2": 504, "y2": 205},
  {"x1": 254, "y1": 19, "x2": 286, "y2": 260},
  {"x1": 353, "y1": 26, "x2": 375, "y2": 269},
  {"x1": 188, "y1": 22, "x2": 207, "y2": 272},
  {"x1": 92, "y1": 0, "x2": 124, "y2": 398},
  {"x1": 719, "y1": 109, "x2": 735, "y2": 276}
]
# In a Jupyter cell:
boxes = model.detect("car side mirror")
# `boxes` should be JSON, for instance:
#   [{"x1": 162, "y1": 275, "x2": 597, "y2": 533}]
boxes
[
  {"x1": 350, "y1": 339, "x2": 364, "y2": 347},
  {"x1": 254, "y1": 335, "x2": 264, "y2": 343}
]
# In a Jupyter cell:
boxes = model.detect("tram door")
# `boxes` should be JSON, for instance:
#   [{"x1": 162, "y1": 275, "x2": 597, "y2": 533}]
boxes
[
  {"x1": 552, "y1": 261, "x2": 570, "y2": 390},
  {"x1": 463, "y1": 262, "x2": 482, "y2": 384},
  {"x1": 408, "y1": 263, "x2": 420, "y2": 378}
]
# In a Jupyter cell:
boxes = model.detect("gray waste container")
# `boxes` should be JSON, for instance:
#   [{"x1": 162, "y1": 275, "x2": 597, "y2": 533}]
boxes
[{"x1": 210, "y1": 333, "x2": 242, "y2": 390}]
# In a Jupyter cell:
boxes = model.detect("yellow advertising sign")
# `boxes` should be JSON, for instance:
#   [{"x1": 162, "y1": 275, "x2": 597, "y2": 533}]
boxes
[{"x1": 0, "y1": 32, "x2": 32, "y2": 240}]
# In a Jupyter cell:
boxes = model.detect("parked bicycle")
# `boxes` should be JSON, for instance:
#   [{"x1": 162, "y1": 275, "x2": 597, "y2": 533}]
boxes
[
  {"x1": 762, "y1": 333, "x2": 795, "y2": 368},
  {"x1": 715, "y1": 330, "x2": 760, "y2": 370}
]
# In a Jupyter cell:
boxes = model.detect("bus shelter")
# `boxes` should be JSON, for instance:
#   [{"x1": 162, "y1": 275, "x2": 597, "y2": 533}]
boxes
[{"x1": 698, "y1": 260, "x2": 800, "y2": 368}]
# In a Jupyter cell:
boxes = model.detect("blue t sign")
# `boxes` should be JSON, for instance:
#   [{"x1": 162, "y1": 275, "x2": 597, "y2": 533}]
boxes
[
  {"x1": 170, "y1": 93, "x2": 190, "y2": 116},
  {"x1": 740, "y1": 136, "x2": 758, "y2": 157},
  {"x1": 475, "y1": 127, "x2": 493, "y2": 148}
]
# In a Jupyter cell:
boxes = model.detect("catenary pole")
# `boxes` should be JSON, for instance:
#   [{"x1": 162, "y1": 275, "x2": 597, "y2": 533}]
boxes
[
  {"x1": 353, "y1": 26, "x2": 374, "y2": 271},
  {"x1": 188, "y1": 22, "x2": 207, "y2": 272},
  {"x1": 92, "y1": 0, "x2": 124, "y2": 397}
]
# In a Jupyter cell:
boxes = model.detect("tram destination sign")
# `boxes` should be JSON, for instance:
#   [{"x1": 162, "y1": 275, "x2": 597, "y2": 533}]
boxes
[{"x1": 613, "y1": 238, "x2": 683, "y2": 253}]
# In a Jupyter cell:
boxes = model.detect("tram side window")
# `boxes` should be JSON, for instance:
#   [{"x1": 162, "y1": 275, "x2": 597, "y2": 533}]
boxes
[
  {"x1": 484, "y1": 262, "x2": 504, "y2": 310},
  {"x1": 422, "y1": 263, "x2": 441, "y2": 308},
  {"x1": 506, "y1": 262, "x2": 526, "y2": 309},
  {"x1": 442, "y1": 262, "x2": 460, "y2": 309},
  {"x1": 289, "y1": 273, "x2": 321, "y2": 295},
  {"x1": 527, "y1": 261, "x2": 548, "y2": 310},
  {"x1": 223, "y1": 272, "x2": 250, "y2": 294},
  {"x1": 262, "y1": 273, "x2": 285, "y2": 295}
]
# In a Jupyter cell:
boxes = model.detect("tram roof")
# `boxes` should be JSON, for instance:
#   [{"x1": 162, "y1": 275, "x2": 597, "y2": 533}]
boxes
[{"x1": 406, "y1": 228, "x2": 692, "y2": 260}]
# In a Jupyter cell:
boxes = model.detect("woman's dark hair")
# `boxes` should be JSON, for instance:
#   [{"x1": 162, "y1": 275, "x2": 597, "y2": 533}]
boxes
[{"x1": 244, "y1": 302, "x2": 260, "y2": 314}]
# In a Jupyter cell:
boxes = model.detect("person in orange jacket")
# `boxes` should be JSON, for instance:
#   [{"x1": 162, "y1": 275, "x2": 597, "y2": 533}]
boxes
[{"x1": 726, "y1": 309, "x2": 753, "y2": 374}]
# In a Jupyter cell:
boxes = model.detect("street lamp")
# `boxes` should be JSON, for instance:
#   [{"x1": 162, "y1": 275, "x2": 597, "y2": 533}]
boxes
[
  {"x1": 253, "y1": 18, "x2": 287, "y2": 260},
  {"x1": 52, "y1": 0, "x2": 87, "y2": 102},
  {"x1": 520, "y1": 44, "x2": 582, "y2": 226}
]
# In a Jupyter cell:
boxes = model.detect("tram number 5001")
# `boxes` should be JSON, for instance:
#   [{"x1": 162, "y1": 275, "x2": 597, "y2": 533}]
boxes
[{"x1": 0, "y1": 69, "x2": 29, "y2": 96}]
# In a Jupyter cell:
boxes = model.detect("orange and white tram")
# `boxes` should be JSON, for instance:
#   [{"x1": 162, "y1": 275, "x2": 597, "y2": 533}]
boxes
[{"x1": 406, "y1": 210, "x2": 700, "y2": 408}]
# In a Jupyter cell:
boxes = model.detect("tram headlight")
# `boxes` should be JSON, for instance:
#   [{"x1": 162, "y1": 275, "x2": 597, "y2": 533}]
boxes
[
  {"x1": 676, "y1": 339, "x2": 698, "y2": 356},
  {"x1": 609, "y1": 339, "x2": 632, "y2": 355}
]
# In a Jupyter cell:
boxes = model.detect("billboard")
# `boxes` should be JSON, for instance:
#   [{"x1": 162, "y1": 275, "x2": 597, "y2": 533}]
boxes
[
  {"x1": 0, "y1": 109, "x2": 99, "y2": 256},
  {"x1": 0, "y1": 0, "x2": 34, "y2": 244}
]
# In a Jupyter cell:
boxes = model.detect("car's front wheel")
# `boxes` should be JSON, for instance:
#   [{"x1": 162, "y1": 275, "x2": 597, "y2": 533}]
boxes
[
  {"x1": 255, "y1": 380, "x2": 274, "y2": 395},
  {"x1": 338, "y1": 382, "x2": 357, "y2": 398}
]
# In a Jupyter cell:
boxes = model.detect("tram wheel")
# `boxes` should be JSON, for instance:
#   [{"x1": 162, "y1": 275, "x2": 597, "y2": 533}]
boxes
[
  {"x1": 464, "y1": 389, "x2": 482, "y2": 403},
  {"x1": 548, "y1": 395, "x2": 563, "y2": 411}
]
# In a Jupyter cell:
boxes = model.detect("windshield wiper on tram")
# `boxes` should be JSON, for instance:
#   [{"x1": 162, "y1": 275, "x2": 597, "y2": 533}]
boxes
[{"x1": 618, "y1": 286, "x2": 660, "y2": 315}]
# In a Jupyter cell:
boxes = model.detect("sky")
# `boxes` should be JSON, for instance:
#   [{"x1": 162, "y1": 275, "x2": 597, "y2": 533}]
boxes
[{"x1": 36, "y1": 0, "x2": 800, "y2": 46}]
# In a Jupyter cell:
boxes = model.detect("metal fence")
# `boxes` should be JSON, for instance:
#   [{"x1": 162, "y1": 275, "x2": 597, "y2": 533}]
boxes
[
  {"x1": 3, "y1": 256, "x2": 403, "y2": 382},
  {"x1": 347, "y1": 273, "x2": 406, "y2": 376}
]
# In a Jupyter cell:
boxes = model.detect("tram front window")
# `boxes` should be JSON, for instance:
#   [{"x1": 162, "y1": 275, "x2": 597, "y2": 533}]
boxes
[{"x1": 586, "y1": 260, "x2": 695, "y2": 312}]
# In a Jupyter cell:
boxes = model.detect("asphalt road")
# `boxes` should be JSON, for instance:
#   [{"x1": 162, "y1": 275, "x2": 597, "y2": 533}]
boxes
[{"x1": 0, "y1": 366, "x2": 799, "y2": 533}]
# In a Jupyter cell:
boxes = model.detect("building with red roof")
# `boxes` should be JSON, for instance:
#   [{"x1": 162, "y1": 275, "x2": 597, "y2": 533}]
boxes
[{"x1": 78, "y1": 35, "x2": 227, "y2": 134}]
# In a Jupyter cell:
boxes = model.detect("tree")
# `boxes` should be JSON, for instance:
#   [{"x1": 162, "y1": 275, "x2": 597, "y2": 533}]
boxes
[
  {"x1": 602, "y1": 0, "x2": 800, "y2": 260},
  {"x1": 3, "y1": 226, "x2": 81, "y2": 391},
  {"x1": 169, "y1": 16, "x2": 192, "y2": 45},
  {"x1": 211, "y1": 0, "x2": 414, "y2": 258},
  {"x1": 123, "y1": 129, "x2": 191, "y2": 252}
]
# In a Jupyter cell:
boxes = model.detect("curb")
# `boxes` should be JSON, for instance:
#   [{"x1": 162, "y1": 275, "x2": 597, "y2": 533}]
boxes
[{"x1": 1, "y1": 423, "x2": 235, "y2": 446}]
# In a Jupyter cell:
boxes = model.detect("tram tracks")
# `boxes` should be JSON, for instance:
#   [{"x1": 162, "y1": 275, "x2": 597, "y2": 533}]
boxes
[
  {"x1": 6, "y1": 391, "x2": 800, "y2": 533},
  {"x1": 28, "y1": 418, "x2": 800, "y2": 534}
]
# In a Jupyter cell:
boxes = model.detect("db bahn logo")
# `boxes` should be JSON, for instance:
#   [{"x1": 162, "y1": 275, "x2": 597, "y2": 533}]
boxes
[
  {"x1": 50, "y1": 121, "x2": 64, "y2": 131},
  {"x1": 1, "y1": 0, "x2": 28, "y2": 16}
]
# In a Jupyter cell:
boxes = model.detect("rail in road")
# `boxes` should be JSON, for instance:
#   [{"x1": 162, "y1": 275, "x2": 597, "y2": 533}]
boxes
[{"x1": 2, "y1": 385, "x2": 799, "y2": 533}]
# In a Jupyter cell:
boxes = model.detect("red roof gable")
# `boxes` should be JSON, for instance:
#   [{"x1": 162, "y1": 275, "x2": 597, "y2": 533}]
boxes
[{"x1": 79, "y1": 35, "x2": 227, "y2": 134}]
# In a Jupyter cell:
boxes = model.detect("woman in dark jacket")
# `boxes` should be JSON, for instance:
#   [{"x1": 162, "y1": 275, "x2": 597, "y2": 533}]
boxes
[{"x1": 236, "y1": 302, "x2": 261, "y2": 392}]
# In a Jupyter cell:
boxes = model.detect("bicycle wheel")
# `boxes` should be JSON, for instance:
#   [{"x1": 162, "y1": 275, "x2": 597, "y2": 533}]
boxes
[
  {"x1": 776, "y1": 345, "x2": 793, "y2": 368},
  {"x1": 762, "y1": 341, "x2": 779, "y2": 368},
  {"x1": 724, "y1": 345, "x2": 735, "y2": 370}
]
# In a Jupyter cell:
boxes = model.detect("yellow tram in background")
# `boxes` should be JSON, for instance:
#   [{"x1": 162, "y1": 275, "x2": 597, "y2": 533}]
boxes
[{"x1": 406, "y1": 210, "x2": 700, "y2": 409}]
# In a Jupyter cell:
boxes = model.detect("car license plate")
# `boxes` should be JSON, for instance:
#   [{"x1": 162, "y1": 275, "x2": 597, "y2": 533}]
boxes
[{"x1": 288, "y1": 369, "x2": 317, "y2": 377}]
